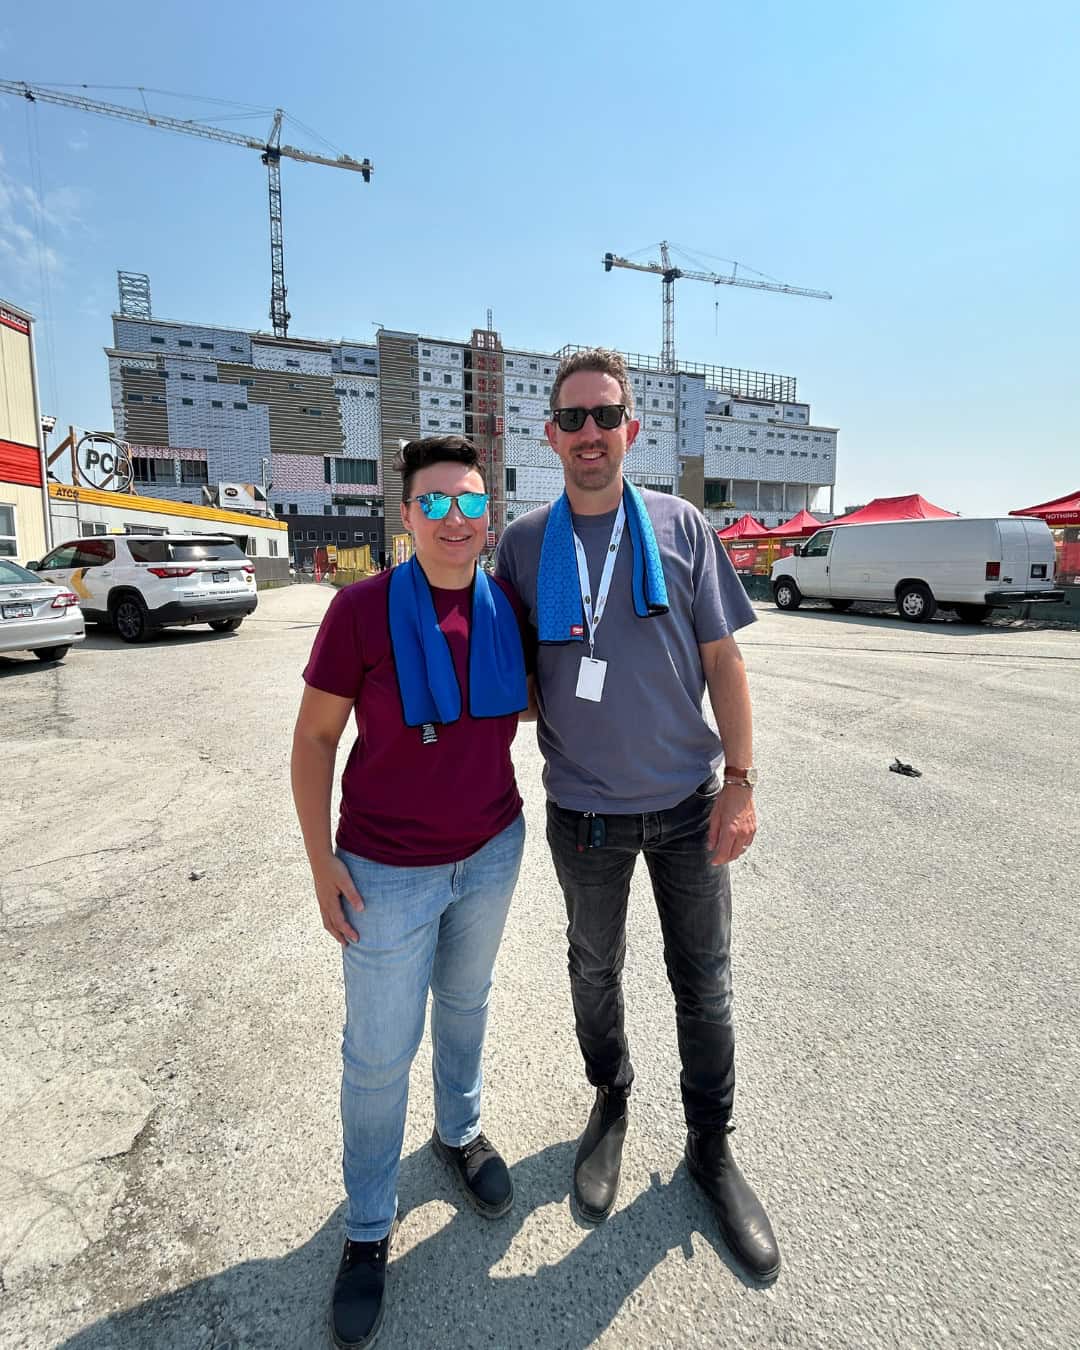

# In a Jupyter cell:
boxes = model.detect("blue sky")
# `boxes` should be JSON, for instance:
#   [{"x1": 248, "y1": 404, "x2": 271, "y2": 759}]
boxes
[{"x1": 1, "y1": 0, "x2": 1076, "y2": 515}]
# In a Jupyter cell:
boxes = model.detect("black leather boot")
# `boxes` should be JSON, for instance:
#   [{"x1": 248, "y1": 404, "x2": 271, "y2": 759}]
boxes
[
  {"x1": 573, "y1": 1086, "x2": 628, "y2": 1222},
  {"x1": 685, "y1": 1126, "x2": 781, "y2": 1282},
  {"x1": 329, "y1": 1215, "x2": 398, "y2": 1349}
]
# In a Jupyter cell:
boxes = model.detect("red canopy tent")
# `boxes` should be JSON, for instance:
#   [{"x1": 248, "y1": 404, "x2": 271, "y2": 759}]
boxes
[
  {"x1": 827, "y1": 494, "x2": 957, "y2": 527},
  {"x1": 1009, "y1": 490, "x2": 1080, "y2": 527},
  {"x1": 716, "y1": 513, "x2": 771, "y2": 539},
  {"x1": 765, "y1": 508, "x2": 823, "y2": 539}
]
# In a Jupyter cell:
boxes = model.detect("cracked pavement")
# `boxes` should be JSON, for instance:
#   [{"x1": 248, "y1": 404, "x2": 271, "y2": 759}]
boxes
[{"x1": 0, "y1": 586, "x2": 1078, "y2": 1348}]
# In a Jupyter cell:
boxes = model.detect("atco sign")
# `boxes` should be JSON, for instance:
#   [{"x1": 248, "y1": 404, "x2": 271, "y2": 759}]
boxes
[{"x1": 75, "y1": 433, "x2": 134, "y2": 492}]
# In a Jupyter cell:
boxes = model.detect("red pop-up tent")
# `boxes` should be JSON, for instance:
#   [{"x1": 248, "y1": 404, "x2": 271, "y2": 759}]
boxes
[
  {"x1": 1009, "y1": 490, "x2": 1080, "y2": 527},
  {"x1": 827, "y1": 494, "x2": 957, "y2": 527},
  {"x1": 766, "y1": 508, "x2": 823, "y2": 539},
  {"x1": 716, "y1": 513, "x2": 771, "y2": 539}
]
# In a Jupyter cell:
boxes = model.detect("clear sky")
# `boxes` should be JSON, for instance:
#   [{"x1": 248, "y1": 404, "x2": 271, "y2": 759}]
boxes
[{"x1": 1, "y1": 0, "x2": 1076, "y2": 515}]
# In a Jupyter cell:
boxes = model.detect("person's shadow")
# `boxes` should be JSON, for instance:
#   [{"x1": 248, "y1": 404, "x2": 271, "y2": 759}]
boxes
[{"x1": 58, "y1": 1138, "x2": 767, "y2": 1349}]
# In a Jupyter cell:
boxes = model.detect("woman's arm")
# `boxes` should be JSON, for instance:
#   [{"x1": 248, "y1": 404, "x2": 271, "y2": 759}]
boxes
[{"x1": 290, "y1": 684, "x2": 365, "y2": 946}]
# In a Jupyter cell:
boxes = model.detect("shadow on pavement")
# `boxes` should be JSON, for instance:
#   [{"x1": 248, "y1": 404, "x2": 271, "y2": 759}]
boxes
[{"x1": 57, "y1": 1139, "x2": 761, "y2": 1350}]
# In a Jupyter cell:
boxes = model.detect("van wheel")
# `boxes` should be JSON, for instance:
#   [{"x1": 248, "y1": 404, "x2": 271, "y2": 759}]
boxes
[
  {"x1": 209, "y1": 618, "x2": 242, "y2": 633},
  {"x1": 954, "y1": 604, "x2": 991, "y2": 624},
  {"x1": 33, "y1": 645, "x2": 70, "y2": 662},
  {"x1": 897, "y1": 583, "x2": 937, "y2": 623},
  {"x1": 773, "y1": 577, "x2": 802, "y2": 610},
  {"x1": 112, "y1": 595, "x2": 155, "y2": 643},
  {"x1": 829, "y1": 600, "x2": 853, "y2": 613}
]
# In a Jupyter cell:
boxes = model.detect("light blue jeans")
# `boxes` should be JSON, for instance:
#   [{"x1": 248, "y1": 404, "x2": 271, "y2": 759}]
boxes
[{"x1": 337, "y1": 812, "x2": 525, "y2": 1241}]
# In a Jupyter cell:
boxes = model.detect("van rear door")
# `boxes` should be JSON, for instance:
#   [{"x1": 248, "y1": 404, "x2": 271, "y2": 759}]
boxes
[{"x1": 996, "y1": 519, "x2": 1033, "y2": 590}]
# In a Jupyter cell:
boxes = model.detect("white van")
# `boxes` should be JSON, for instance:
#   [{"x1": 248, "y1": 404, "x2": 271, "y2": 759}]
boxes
[{"x1": 770, "y1": 517, "x2": 1063, "y2": 622}]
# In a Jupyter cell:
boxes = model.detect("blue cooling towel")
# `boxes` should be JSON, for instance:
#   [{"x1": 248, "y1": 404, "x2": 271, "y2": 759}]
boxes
[
  {"x1": 388, "y1": 557, "x2": 527, "y2": 726},
  {"x1": 537, "y1": 482, "x2": 669, "y2": 643}
]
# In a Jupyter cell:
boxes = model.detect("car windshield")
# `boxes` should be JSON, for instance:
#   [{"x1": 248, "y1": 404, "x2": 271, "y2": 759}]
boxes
[
  {"x1": 0, "y1": 560, "x2": 41, "y2": 586},
  {"x1": 127, "y1": 538, "x2": 248, "y2": 564},
  {"x1": 166, "y1": 540, "x2": 247, "y2": 562}
]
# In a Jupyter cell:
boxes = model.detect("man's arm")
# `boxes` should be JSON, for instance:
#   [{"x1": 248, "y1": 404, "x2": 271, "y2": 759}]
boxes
[{"x1": 699, "y1": 635, "x2": 757, "y2": 866}]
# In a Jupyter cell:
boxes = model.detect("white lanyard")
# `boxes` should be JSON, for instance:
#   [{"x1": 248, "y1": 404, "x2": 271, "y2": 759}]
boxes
[{"x1": 572, "y1": 502, "x2": 625, "y2": 658}]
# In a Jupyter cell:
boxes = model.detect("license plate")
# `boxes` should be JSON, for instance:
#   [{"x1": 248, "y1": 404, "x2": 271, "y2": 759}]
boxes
[
  {"x1": 2, "y1": 603, "x2": 33, "y2": 619},
  {"x1": 212, "y1": 571, "x2": 229, "y2": 583}
]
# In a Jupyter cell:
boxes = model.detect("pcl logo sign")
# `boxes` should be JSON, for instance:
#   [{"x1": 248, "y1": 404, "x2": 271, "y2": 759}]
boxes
[{"x1": 76, "y1": 433, "x2": 134, "y2": 492}]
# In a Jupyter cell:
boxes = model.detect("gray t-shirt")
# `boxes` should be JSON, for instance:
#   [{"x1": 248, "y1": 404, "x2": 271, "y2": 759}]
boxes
[{"x1": 496, "y1": 489, "x2": 756, "y2": 813}]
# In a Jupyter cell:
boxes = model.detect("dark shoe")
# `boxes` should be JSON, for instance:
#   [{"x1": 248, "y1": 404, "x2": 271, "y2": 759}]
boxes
[
  {"x1": 329, "y1": 1216, "x2": 398, "y2": 1349},
  {"x1": 685, "y1": 1126, "x2": 781, "y2": 1282},
  {"x1": 431, "y1": 1129, "x2": 514, "y2": 1218},
  {"x1": 573, "y1": 1086, "x2": 628, "y2": 1222}
]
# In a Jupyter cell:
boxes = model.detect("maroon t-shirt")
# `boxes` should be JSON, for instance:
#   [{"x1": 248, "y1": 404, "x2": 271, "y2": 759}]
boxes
[{"x1": 303, "y1": 570, "x2": 530, "y2": 866}]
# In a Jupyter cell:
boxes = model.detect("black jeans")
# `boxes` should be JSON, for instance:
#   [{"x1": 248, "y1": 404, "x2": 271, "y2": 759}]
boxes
[{"x1": 546, "y1": 778, "x2": 735, "y2": 1132}]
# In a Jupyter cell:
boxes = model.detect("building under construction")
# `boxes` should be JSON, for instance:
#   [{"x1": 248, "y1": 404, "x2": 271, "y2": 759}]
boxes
[{"x1": 106, "y1": 283, "x2": 838, "y2": 565}]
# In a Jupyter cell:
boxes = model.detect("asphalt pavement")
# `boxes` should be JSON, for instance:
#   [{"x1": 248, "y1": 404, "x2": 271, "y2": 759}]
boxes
[{"x1": 1, "y1": 585, "x2": 1077, "y2": 1349}]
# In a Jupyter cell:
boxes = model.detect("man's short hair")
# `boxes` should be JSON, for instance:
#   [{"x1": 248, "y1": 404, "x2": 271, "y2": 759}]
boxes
[
  {"x1": 550, "y1": 347, "x2": 635, "y2": 417},
  {"x1": 394, "y1": 435, "x2": 485, "y2": 499}
]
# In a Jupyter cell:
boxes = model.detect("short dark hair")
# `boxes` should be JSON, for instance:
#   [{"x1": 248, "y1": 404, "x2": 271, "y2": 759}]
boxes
[
  {"x1": 550, "y1": 347, "x2": 635, "y2": 416},
  {"x1": 394, "y1": 435, "x2": 485, "y2": 499}
]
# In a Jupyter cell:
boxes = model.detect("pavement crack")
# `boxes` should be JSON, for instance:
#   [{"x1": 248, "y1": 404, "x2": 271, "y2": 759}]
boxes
[{"x1": 6, "y1": 844, "x2": 148, "y2": 877}]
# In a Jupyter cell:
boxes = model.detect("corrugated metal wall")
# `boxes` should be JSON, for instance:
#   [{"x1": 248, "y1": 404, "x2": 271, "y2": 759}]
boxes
[{"x1": 0, "y1": 321, "x2": 37, "y2": 449}]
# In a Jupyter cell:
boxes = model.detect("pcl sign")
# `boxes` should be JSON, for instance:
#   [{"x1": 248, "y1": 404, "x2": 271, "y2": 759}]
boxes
[{"x1": 76, "y1": 433, "x2": 134, "y2": 492}]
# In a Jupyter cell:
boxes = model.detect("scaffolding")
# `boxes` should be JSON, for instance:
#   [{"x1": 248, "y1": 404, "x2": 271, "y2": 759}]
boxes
[{"x1": 554, "y1": 346, "x2": 796, "y2": 403}]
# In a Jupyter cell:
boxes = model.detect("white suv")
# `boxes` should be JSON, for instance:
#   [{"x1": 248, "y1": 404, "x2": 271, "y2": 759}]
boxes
[{"x1": 29, "y1": 534, "x2": 258, "y2": 643}]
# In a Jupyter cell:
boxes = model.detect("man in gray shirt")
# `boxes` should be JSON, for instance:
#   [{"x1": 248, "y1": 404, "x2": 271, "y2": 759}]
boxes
[{"x1": 496, "y1": 347, "x2": 780, "y2": 1282}]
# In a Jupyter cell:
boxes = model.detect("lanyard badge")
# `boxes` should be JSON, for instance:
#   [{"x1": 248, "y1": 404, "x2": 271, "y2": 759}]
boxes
[{"x1": 573, "y1": 503, "x2": 624, "y2": 703}]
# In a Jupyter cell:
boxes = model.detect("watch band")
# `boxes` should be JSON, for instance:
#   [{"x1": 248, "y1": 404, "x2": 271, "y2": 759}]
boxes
[{"x1": 723, "y1": 765, "x2": 758, "y2": 787}]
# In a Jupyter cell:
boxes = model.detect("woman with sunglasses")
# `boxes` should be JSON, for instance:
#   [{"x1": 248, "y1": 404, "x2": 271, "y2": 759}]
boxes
[{"x1": 291, "y1": 436, "x2": 532, "y2": 1349}]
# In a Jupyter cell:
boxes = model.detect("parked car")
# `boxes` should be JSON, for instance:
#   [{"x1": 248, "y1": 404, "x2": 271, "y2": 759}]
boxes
[
  {"x1": 26, "y1": 534, "x2": 258, "y2": 643},
  {"x1": 770, "y1": 517, "x2": 1064, "y2": 622},
  {"x1": 0, "y1": 558, "x2": 84, "y2": 662}
]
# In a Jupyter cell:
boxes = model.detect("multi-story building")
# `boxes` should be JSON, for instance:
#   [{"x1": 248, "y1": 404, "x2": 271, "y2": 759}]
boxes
[
  {"x1": 105, "y1": 297, "x2": 838, "y2": 561},
  {"x1": 1, "y1": 298, "x2": 50, "y2": 561}
]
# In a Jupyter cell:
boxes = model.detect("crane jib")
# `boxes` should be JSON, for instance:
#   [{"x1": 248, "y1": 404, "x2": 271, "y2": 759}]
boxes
[{"x1": 0, "y1": 79, "x2": 374, "y2": 340}]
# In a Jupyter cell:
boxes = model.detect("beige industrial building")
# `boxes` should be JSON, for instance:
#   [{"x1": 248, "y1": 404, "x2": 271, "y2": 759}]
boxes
[{"x1": 0, "y1": 299, "x2": 50, "y2": 562}]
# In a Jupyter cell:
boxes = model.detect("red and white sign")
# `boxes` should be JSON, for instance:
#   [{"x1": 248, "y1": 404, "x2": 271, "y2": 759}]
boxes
[{"x1": 0, "y1": 307, "x2": 30, "y2": 335}]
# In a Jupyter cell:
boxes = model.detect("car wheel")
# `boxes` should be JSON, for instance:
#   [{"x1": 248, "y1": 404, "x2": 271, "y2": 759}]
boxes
[
  {"x1": 954, "y1": 604, "x2": 991, "y2": 624},
  {"x1": 209, "y1": 618, "x2": 242, "y2": 633},
  {"x1": 773, "y1": 577, "x2": 802, "y2": 610},
  {"x1": 33, "y1": 645, "x2": 70, "y2": 662},
  {"x1": 112, "y1": 595, "x2": 154, "y2": 643},
  {"x1": 829, "y1": 600, "x2": 853, "y2": 613},
  {"x1": 897, "y1": 583, "x2": 937, "y2": 623}
]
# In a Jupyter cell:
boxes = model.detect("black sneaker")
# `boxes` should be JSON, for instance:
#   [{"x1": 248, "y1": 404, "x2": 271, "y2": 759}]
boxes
[
  {"x1": 329, "y1": 1216, "x2": 398, "y2": 1349},
  {"x1": 431, "y1": 1129, "x2": 514, "y2": 1218}
]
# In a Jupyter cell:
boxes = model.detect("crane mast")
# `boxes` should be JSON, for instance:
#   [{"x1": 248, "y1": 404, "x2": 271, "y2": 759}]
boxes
[{"x1": 1, "y1": 79, "x2": 373, "y2": 338}]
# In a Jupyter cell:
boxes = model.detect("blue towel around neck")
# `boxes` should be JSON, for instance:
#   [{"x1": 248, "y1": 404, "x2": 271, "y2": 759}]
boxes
[
  {"x1": 388, "y1": 557, "x2": 527, "y2": 727},
  {"x1": 537, "y1": 481, "x2": 669, "y2": 644}
]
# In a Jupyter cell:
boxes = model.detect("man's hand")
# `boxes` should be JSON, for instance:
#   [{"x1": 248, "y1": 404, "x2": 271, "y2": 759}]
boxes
[
  {"x1": 311, "y1": 855, "x2": 364, "y2": 947},
  {"x1": 706, "y1": 785, "x2": 757, "y2": 866}
]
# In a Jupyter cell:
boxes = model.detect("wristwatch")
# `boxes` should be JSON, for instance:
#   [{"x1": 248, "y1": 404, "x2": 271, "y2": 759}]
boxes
[{"x1": 723, "y1": 766, "x2": 758, "y2": 788}]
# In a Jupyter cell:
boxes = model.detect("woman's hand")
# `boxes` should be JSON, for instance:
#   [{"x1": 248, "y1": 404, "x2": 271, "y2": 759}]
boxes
[{"x1": 311, "y1": 854, "x2": 364, "y2": 947}]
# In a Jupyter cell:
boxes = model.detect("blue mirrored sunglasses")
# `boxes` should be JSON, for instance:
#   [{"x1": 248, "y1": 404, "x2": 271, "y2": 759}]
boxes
[{"x1": 405, "y1": 491, "x2": 489, "y2": 520}]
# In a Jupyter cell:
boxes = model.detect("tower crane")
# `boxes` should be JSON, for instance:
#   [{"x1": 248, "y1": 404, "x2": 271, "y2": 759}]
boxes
[
  {"x1": 1, "y1": 79, "x2": 373, "y2": 339},
  {"x1": 603, "y1": 241, "x2": 830, "y2": 372}
]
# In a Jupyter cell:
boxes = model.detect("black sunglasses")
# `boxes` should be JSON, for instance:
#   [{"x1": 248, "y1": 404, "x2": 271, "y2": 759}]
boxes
[{"x1": 550, "y1": 404, "x2": 628, "y2": 433}]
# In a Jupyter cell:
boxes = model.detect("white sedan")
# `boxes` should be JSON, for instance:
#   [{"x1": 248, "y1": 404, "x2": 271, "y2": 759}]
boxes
[{"x1": 0, "y1": 558, "x2": 84, "y2": 663}]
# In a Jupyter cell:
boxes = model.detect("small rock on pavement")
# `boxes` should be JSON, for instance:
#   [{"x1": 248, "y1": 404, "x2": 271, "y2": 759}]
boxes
[{"x1": 189, "y1": 869, "x2": 206, "y2": 881}]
